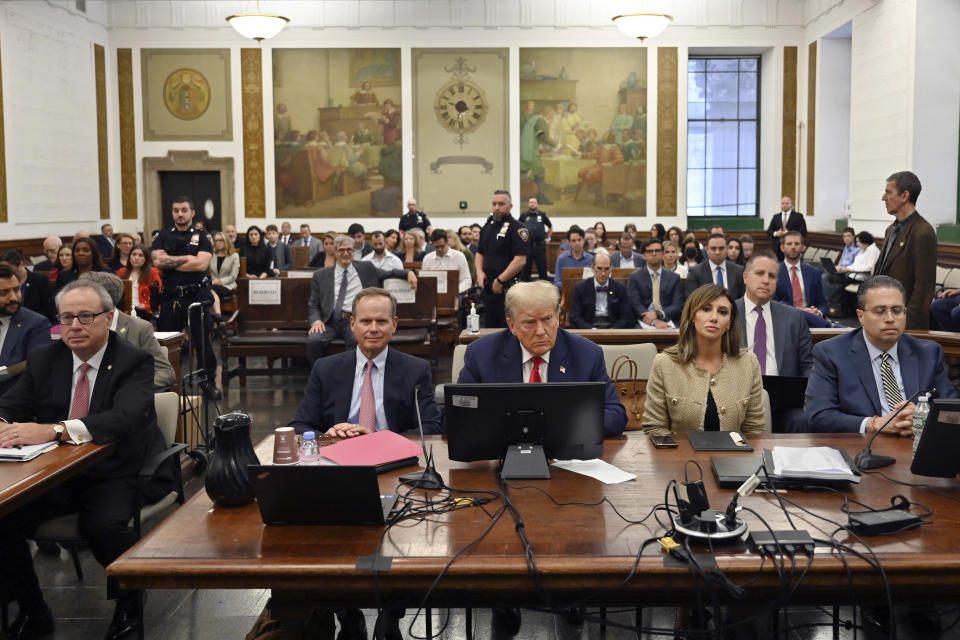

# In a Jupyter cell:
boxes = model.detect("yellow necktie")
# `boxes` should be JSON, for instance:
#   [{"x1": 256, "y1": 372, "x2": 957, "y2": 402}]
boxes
[{"x1": 651, "y1": 271, "x2": 661, "y2": 312}]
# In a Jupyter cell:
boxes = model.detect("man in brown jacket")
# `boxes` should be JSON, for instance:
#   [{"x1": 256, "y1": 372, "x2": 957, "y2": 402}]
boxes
[{"x1": 873, "y1": 171, "x2": 937, "y2": 329}]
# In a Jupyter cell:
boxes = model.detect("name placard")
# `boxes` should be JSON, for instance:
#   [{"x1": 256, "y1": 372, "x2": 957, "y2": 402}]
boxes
[
  {"x1": 249, "y1": 279, "x2": 282, "y2": 305},
  {"x1": 383, "y1": 278, "x2": 416, "y2": 304}
]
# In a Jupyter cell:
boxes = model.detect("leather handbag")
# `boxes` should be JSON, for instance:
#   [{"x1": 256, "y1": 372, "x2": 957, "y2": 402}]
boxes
[{"x1": 611, "y1": 355, "x2": 647, "y2": 431}]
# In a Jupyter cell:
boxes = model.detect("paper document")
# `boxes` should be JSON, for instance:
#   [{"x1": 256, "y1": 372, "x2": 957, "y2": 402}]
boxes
[
  {"x1": 639, "y1": 320, "x2": 677, "y2": 329},
  {"x1": 153, "y1": 331, "x2": 181, "y2": 340},
  {"x1": 383, "y1": 278, "x2": 416, "y2": 304},
  {"x1": 772, "y1": 446, "x2": 854, "y2": 477},
  {"x1": 551, "y1": 459, "x2": 636, "y2": 484},
  {"x1": 418, "y1": 270, "x2": 448, "y2": 294},
  {"x1": 0, "y1": 441, "x2": 58, "y2": 462}
]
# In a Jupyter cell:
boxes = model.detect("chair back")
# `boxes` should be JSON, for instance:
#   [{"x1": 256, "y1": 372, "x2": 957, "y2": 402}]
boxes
[
  {"x1": 761, "y1": 388, "x2": 772, "y2": 434},
  {"x1": 154, "y1": 392, "x2": 180, "y2": 447},
  {"x1": 451, "y1": 344, "x2": 467, "y2": 383},
  {"x1": 599, "y1": 343, "x2": 657, "y2": 379}
]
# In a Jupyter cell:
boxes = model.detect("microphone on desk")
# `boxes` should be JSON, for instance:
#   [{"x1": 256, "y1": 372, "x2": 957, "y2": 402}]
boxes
[
  {"x1": 398, "y1": 384, "x2": 445, "y2": 490},
  {"x1": 855, "y1": 387, "x2": 933, "y2": 471}
]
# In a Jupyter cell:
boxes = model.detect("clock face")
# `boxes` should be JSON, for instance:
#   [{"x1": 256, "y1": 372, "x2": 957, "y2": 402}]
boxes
[{"x1": 434, "y1": 80, "x2": 488, "y2": 134}]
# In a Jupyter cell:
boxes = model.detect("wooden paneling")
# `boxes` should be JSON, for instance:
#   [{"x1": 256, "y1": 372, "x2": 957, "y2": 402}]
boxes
[
  {"x1": 656, "y1": 47, "x2": 678, "y2": 217},
  {"x1": 95, "y1": 44, "x2": 109, "y2": 220},
  {"x1": 117, "y1": 48, "x2": 137, "y2": 220},
  {"x1": 240, "y1": 49, "x2": 266, "y2": 218},
  {"x1": 806, "y1": 41, "x2": 817, "y2": 217},
  {"x1": 781, "y1": 46, "x2": 797, "y2": 202}
]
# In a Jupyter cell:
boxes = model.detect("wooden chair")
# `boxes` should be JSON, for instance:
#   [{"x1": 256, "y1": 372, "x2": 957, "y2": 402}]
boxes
[{"x1": 391, "y1": 277, "x2": 439, "y2": 372}]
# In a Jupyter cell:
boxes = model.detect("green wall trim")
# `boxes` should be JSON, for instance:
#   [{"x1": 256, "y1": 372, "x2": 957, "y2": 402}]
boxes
[
  {"x1": 937, "y1": 224, "x2": 960, "y2": 243},
  {"x1": 834, "y1": 218, "x2": 848, "y2": 232},
  {"x1": 687, "y1": 218, "x2": 764, "y2": 231}
]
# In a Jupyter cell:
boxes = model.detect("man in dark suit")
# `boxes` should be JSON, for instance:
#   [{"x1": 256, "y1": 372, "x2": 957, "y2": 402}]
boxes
[
  {"x1": 766, "y1": 196, "x2": 807, "y2": 261},
  {"x1": 773, "y1": 231, "x2": 829, "y2": 321},
  {"x1": 307, "y1": 234, "x2": 416, "y2": 363},
  {"x1": 569, "y1": 252, "x2": 632, "y2": 329},
  {"x1": 873, "y1": 170, "x2": 937, "y2": 330},
  {"x1": 33, "y1": 236, "x2": 63, "y2": 272},
  {"x1": 0, "y1": 264, "x2": 51, "y2": 396},
  {"x1": 297, "y1": 223, "x2": 322, "y2": 262},
  {"x1": 0, "y1": 280, "x2": 171, "y2": 640},
  {"x1": 610, "y1": 232, "x2": 645, "y2": 269},
  {"x1": 627, "y1": 237, "x2": 683, "y2": 326},
  {"x1": 805, "y1": 276, "x2": 956, "y2": 434},
  {"x1": 684, "y1": 233, "x2": 745, "y2": 299},
  {"x1": 0, "y1": 250, "x2": 57, "y2": 323},
  {"x1": 95, "y1": 223, "x2": 116, "y2": 260}
]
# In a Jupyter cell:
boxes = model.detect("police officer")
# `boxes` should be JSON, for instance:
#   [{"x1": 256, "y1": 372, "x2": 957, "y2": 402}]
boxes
[
  {"x1": 398, "y1": 198, "x2": 432, "y2": 235},
  {"x1": 475, "y1": 190, "x2": 529, "y2": 328},
  {"x1": 150, "y1": 196, "x2": 217, "y2": 378},
  {"x1": 518, "y1": 196, "x2": 553, "y2": 281}
]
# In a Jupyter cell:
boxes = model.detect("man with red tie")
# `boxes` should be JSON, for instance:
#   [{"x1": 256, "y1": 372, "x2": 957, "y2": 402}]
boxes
[
  {"x1": 0, "y1": 280, "x2": 171, "y2": 640},
  {"x1": 774, "y1": 230, "x2": 829, "y2": 321}
]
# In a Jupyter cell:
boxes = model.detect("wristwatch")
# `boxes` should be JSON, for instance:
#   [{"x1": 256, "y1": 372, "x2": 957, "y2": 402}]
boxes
[{"x1": 52, "y1": 422, "x2": 65, "y2": 442}]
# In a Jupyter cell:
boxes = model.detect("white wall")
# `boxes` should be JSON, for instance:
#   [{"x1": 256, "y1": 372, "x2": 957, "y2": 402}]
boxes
[{"x1": 814, "y1": 35, "x2": 851, "y2": 228}]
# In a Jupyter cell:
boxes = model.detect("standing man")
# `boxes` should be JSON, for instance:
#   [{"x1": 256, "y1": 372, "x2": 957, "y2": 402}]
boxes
[
  {"x1": 458, "y1": 226, "x2": 474, "y2": 250},
  {"x1": 0, "y1": 250, "x2": 57, "y2": 323},
  {"x1": 685, "y1": 233, "x2": 745, "y2": 299},
  {"x1": 611, "y1": 232, "x2": 645, "y2": 269},
  {"x1": 873, "y1": 170, "x2": 937, "y2": 330},
  {"x1": 150, "y1": 196, "x2": 217, "y2": 380},
  {"x1": 298, "y1": 223, "x2": 322, "y2": 262},
  {"x1": 773, "y1": 231, "x2": 829, "y2": 320},
  {"x1": 569, "y1": 252, "x2": 633, "y2": 329},
  {"x1": 399, "y1": 198, "x2": 432, "y2": 236},
  {"x1": 0, "y1": 264, "x2": 50, "y2": 396},
  {"x1": 95, "y1": 223, "x2": 115, "y2": 259},
  {"x1": 33, "y1": 236, "x2": 63, "y2": 272},
  {"x1": 362, "y1": 231, "x2": 404, "y2": 271},
  {"x1": 475, "y1": 190, "x2": 529, "y2": 328},
  {"x1": 766, "y1": 196, "x2": 807, "y2": 261},
  {"x1": 306, "y1": 235, "x2": 416, "y2": 363},
  {"x1": 421, "y1": 229, "x2": 472, "y2": 295},
  {"x1": 627, "y1": 238, "x2": 683, "y2": 327},
  {"x1": 518, "y1": 197, "x2": 553, "y2": 281},
  {"x1": 279, "y1": 221, "x2": 294, "y2": 245}
]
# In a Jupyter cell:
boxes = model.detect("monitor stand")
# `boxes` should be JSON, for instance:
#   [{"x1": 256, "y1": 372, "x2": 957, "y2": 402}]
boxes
[{"x1": 500, "y1": 444, "x2": 551, "y2": 480}]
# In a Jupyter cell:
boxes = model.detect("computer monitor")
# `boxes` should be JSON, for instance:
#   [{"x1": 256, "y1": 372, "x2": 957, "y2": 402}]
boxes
[
  {"x1": 444, "y1": 382, "x2": 606, "y2": 480},
  {"x1": 911, "y1": 398, "x2": 960, "y2": 478}
]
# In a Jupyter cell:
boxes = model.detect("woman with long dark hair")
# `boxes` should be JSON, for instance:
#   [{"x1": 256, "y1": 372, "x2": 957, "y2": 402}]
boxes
[
  {"x1": 55, "y1": 237, "x2": 109, "y2": 289},
  {"x1": 48, "y1": 244, "x2": 72, "y2": 284},
  {"x1": 726, "y1": 236, "x2": 745, "y2": 266},
  {"x1": 108, "y1": 233, "x2": 136, "y2": 272},
  {"x1": 241, "y1": 225, "x2": 273, "y2": 278}
]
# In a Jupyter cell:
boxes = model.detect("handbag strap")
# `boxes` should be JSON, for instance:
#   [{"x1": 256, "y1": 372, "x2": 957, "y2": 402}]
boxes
[{"x1": 611, "y1": 354, "x2": 638, "y2": 383}]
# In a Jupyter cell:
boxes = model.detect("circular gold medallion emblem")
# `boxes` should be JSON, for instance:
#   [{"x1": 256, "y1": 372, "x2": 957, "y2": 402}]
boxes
[{"x1": 163, "y1": 68, "x2": 211, "y2": 120}]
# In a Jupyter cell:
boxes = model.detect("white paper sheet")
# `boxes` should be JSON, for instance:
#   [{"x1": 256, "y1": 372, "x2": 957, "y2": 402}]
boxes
[
  {"x1": 418, "y1": 270, "x2": 448, "y2": 294},
  {"x1": 551, "y1": 458, "x2": 636, "y2": 484},
  {"x1": 0, "y1": 441, "x2": 58, "y2": 462},
  {"x1": 384, "y1": 278, "x2": 416, "y2": 304},
  {"x1": 772, "y1": 446, "x2": 853, "y2": 476},
  {"x1": 248, "y1": 279, "x2": 282, "y2": 305}
]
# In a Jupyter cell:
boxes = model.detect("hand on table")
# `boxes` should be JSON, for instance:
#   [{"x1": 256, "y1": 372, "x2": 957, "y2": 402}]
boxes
[
  {"x1": 0, "y1": 422, "x2": 56, "y2": 448},
  {"x1": 325, "y1": 423, "x2": 372, "y2": 439},
  {"x1": 874, "y1": 401, "x2": 915, "y2": 436}
]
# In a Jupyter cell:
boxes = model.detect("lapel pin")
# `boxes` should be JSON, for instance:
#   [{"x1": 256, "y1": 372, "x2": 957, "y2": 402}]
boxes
[
  {"x1": 107, "y1": 365, "x2": 113, "y2": 371},
  {"x1": 559, "y1": 366, "x2": 566, "y2": 374},
  {"x1": 16, "y1": 323, "x2": 22, "y2": 328}
]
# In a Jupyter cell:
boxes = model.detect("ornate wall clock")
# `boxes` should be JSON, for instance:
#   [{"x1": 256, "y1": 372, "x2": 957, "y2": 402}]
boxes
[{"x1": 433, "y1": 57, "x2": 488, "y2": 147}]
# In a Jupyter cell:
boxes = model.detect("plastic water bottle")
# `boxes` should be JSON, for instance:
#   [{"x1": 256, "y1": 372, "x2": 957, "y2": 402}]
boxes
[
  {"x1": 467, "y1": 302, "x2": 480, "y2": 333},
  {"x1": 299, "y1": 431, "x2": 319, "y2": 464},
  {"x1": 912, "y1": 394, "x2": 931, "y2": 456}
]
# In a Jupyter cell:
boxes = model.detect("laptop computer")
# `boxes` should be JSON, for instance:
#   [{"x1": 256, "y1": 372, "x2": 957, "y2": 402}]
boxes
[
  {"x1": 820, "y1": 256, "x2": 837, "y2": 274},
  {"x1": 711, "y1": 449, "x2": 858, "y2": 490},
  {"x1": 249, "y1": 464, "x2": 400, "y2": 525}
]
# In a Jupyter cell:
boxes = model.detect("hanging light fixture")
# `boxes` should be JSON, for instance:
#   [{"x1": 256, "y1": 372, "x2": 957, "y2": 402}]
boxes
[
  {"x1": 611, "y1": 12, "x2": 673, "y2": 41},
  {"x1": 226, "y1": 1, "x2": 289, "y2": 41}
]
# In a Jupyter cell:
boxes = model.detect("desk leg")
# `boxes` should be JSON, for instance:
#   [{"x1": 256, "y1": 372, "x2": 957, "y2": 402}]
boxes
[
  {"x1": 425, "y1": 608, "x2": 432, "y2": 636},
  {"x1": 832, "y1": 605, "x2": 840, "y2": 640},
  {"x1": 465, "y1": 608, "x2": 473, "y2": 640}
]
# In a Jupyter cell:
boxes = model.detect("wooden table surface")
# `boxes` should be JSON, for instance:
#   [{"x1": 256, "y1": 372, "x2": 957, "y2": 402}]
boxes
[
  {"x1": 0, "y1": 442, "x2": 114, "y2": 518},
  {"x1": 108, "y1": 433, "x2": 960, "y2": 606}
]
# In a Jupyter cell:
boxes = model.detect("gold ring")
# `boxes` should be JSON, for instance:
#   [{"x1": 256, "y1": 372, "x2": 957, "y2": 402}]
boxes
[{"x1": 12, "y1": 432, "x2": 18, "y2": 439}]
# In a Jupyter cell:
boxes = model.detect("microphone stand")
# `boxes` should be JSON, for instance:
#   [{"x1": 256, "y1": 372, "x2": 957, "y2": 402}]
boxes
[
  {"x1": 855, "y1": 388, "x2": 928, "y2": 470},
  {"x1": 399, "y1": 385, "x2": 445, "y2": 490}
]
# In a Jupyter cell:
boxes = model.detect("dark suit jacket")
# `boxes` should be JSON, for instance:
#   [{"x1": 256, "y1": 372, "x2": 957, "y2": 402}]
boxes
[
  {"x1": 271, "y1": 242, "x2": 293, "y2": 272},
  {"x1": 627, "y1": 268, "x2": 683, "y2": 324},
  {"x1": 22, "y1": 269, "x2": 56, "y2": 322},
  {"x1": 569, "y1": 278, "x2": 633, "y2": 329},
  {"x1": 458, "y1": 328, "x2": 627, "y2": 437},
  {"x1": 766, "y1": 210, "x2": 807, "y2": 260},
  {"x1": 804, "y1": 329, "x2": 957, "y2": 433},
  {"x1": 0, "y1": 333, "x2": 168, "y2": 479},
  {"x1": 773, "y1": 261, "x2": 828, "y2": 318},
  {"x1": 610, "y1": 252, "x2": 645, "y2": 269},
  {"x1": 0, "y1": 306, "x2": 51, "y2": 396},
  {"x1": 735, "y1": 298, "x2": 812, "y2": 377},
  {"x1": 95, "y1": 235, "x2": 115, "y2": 260},
  {"x1": 307, "y1": 261, "x2": 409, "y2": 325},
  {"x1": 873, "y1": 211, "x2": 937, "y2": 330},
  {"x1": 684, "y1": 259, "x2": 745, "y2": 299},
  {"x1": 288, "y1": 348, "x2": 441, "y2": 434},
  {"x1": 33, "y1": 259, "x2": 54, "y2": 272}
]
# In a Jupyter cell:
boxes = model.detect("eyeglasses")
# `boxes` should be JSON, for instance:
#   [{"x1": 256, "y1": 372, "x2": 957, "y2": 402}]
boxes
[
  {"x1": 861, "y1": 306, "x2": 906, "y2": 318},
  {"x1": 57, "y1": 310, "x2": 109, "y2": 325},
  {"x1": 644, "y1": 248, "x2": 663, "y2": 254},
  {"x1": 336, "y1": 247, "x2": 355, "y2": 254}
]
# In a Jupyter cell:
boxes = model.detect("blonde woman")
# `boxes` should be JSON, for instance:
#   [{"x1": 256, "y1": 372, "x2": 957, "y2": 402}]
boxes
[
  {"x1": 662, "y1": 240, "x2": 688, "y2": 279},
  {"x1": 209, "y1": 231, "x2": 240, "y2": 296},
  {"x1": 642, "y1": 284, "x2": 764, "y2": 437}
]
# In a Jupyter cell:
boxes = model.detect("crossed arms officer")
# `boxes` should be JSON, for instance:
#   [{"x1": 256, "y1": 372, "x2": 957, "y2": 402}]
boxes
[{"x1": 475, "y1": 189, "x2": 528, "y2": 328}]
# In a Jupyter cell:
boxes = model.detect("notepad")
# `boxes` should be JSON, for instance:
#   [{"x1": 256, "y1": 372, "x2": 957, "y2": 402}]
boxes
[
  {"x1": 767, "y1": 446, "x2": 859, "y2": 483},
  {"x1": 0, "y1": 441, "x2": 59, "y2": 462}
]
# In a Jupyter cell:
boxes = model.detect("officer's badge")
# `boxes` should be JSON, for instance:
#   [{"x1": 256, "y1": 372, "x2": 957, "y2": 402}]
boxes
[{"x1": 518, "y1": 228, "x2": 530, "y2": 242}]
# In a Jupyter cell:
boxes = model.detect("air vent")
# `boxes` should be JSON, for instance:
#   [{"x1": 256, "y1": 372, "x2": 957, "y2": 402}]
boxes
[{"x1": 75, "y1": 0, "x2": 86, "y2": 13}]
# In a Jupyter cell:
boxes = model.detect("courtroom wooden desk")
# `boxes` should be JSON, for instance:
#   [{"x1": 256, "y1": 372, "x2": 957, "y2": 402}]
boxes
[
  {"x1": 0, "y1": 442, "x2": 114, "y2": 518},
  {"x1": 109, "y1": 434, "x2": 960, "y2": 609}
]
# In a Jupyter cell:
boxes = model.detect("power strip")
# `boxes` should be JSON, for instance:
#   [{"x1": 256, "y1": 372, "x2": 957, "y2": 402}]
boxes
[{"x1": 747, "y1": 529, "x2": 814, "y2": 555}]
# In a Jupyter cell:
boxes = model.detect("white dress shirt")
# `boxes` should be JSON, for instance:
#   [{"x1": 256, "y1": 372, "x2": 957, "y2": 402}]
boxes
[
  {"x1": 784, "y1": 261, "x2": 807, "y2": 304},
  {"x1": 520, "y1": 346, "x2": 550, "y2": 383},
  {"x1": 0, "y1": 316, "x2": 9, "y2": 355},
  {"x1": 859, "y1": 336, "x2": 906, "y2": 433},
  {"x1": 420, "y1": 249, "x2": 472, "y2": 294},
  {"x1": 63, "y1": 340, "x2": 110, "y2": 444},
  {"x1": 593, "y1": 278, "x2": 609, "y2": 317},
  {"x1": 347, "y1": 347, "x2": 390, "y2": 431},
  {"x1": 711, "y1": 260, "x2": 728, "y2": 287},
  {"x1": 847, "y1": 243, "x2": 880, "y2": 280},
  {"x1": 362, "y1": 250, "x2": 404, "y2": 272},
  {"x1": 334, "y1": 264, "x2": 362, "y2": 314},
  {"x1": 744, "y1": 298, "x2": 778, "y2": 375}
]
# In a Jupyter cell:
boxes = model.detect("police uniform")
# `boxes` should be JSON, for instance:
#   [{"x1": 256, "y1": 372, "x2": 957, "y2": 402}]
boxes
[
  {"x1": 151, "y1": 225, "x2": 217, "y2": 373},
  {"x1": 477, "y1": 213, "x2": 529, "y2": 328},
  {"x1": 518, "y1": 208, "x2": 552, "y2": 282},
  {"x1": 398, "y1": 210, "x2": 431, "y2": 234}
]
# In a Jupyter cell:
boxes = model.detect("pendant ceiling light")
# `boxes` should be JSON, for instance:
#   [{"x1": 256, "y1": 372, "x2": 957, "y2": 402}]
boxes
[
  {"x1": 226, "y1": 1, "x2": 289, "y2": 41},
  {"x1": 611, "y1": 12, "x2": 673, "y2": 41}
]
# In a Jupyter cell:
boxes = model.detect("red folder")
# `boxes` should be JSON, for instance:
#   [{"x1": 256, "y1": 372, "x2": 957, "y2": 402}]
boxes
[{"x1": 319, "y1": 430, "x2": 423, "y2": 467}]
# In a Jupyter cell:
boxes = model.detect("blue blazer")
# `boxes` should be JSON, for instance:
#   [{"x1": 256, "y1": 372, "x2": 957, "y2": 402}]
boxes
[
  {"x1": 804, "y1": 329, "x2": 957, "y2": 433},
  {"x1": 774, "y1": 262, "x2": 828, "y2": 319},
  {"x1": 627, "y1": 268, "x2": 683, "y2": 324},
  {"x1": 569, "y1": 278, "x2": 633, "y2": 329},
  {"x1": 0, "y1": 306, "x2": 52, "y2": 396},
  {"x1": 458, "y1": 328, "x2": 627, "y2": 437},
  {"x1": 288, "y1": 348, "x2": 441, "y2": 435}
]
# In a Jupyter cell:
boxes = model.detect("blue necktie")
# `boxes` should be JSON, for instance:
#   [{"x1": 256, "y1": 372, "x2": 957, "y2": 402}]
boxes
[{"x1": 716, "y1": 266, "x2": 724, "y2": 287}]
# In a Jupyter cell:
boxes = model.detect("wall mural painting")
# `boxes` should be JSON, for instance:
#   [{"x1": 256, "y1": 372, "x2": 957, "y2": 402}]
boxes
[
  {"x1": 273, "y1": 48, "x2": 402, "y2": 218},
  {"x1": 519, "y1": 48, "x2": 648, "y2": 216}
]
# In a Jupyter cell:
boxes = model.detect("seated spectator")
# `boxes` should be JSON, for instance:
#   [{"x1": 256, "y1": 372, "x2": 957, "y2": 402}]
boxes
[
  {"x1": 362, "y1": 231, "x2": 404, "y2": 271},
  {"x1": 726, "y1": 236, "x2": 745, "y2": 266},
  {"x1": 459, "y1": 280, "x2": 627, "y2": 436},
  {"x1": 47, "y1": 243, "x2": 72, "y2": 284},
  {"x1": 666, "y1": 226, "x2": 684, "y2": 249},
  {"x1": 610, "y1": 232, "x2": 645, "y2": 269},
  {"x1": 805, "y1": 276, "x2": 957, "y2": 433},
  {"x1": 685, "y1": 233, "x2": 745, "y2": 299},
  {"x1": 569, "y1": 252, "x2": 633, "y2": 329},
  {"x1": 348, "y1": 223, "x2": 373, "y2": 257},
  {"x1": 78, "y1": 272, "x2": 176, "y2": 390},
  {"x1": 680, "y1": 238, "x2": 702, "y2": 267},
  {"x1": 642, "y1": 283, "x2": 765, "y2": 437},
  {"x1": 209, "y1": 231, "x2": 240, "y2": 300},
  {"x1": 931, "y1": 287, "x2": 960, "y2": 332},
  {"x1": 54, "y1": 237, "x2": 110, "y2": 290},
  {"x1": 265, "y1": 224, "x2": 293, "y2": 274},
  {"x1": 837, "y1": 226, "x2": 861, "y2": 268},
  {"x1": 395, "y1": 228, "x2": 425, "y2": 264},
  {"x1": 554, "y1": 226, "x2": 593, "y2": 287},
  {"x1": 627, "y1": 238, "x2": 683, "y2": 327},
  {"x1": 663, "y1": 240, "x2": 688, "y2": 279},
  {"x1": 650, "y1": 223, "x2": 666, "y2": 241},
  {"x1": 583, "y1": 229, "x2": 599, "y2": 254},
  {"x1": 773, "y1": 230, "x2": 828, "y2": 321},
  {"x1": 1, "y1": 250, "x2": 57, "y2": 322},
  {"x1": 95, "y1": 222, "x2": 115, "y2": 258},
  {"x1": 446, "y1": 229, "x2": 476, "y2": 284},
  {"x1": 0, "y1": 264, "x2": 50, "y2": 396},
  {"x1": 310, "y1": 232, "x2": 339, "y2": 268},
  {"x1": 739, "y1": 234, "x2": 755, "y2": 260},
  {"x1": 241, "y1": 225, "x2": 273, "y2": 279},
  {"x1": 117, "y1": 244, "x2": 163, "y2": 316},
  {"x1": 33, "y1": 236, "x2": 62, "y2": 272},
  {"x1": 825, "y1": 230, "x2": 879, "y2": 313},
  {"x1": 421, "y1": 229, "x2": 471, "y2": 294},
  {"x1": 384, "y1": 229, "x2": 401, "y2": 253},
  {"x1": 592, "y1": 221, "x2": 610, "y2": 250},
  {"x1": 108, "y1": 233, "x2": 135, "y2": 272}
]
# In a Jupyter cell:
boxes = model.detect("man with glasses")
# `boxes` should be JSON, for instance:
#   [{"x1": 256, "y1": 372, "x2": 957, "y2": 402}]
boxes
[
  {"x1": 569, "y1": 252, "x2": 632, "y2": 329},
  {"x1": 0, "y1": 264, "x2": 50, "y2": 396},
  {"x1": 0, "y1": 280, "x2": 172, "y2": 640},
  {"x1": 627, "y1": 237, "x2": 683, "y2": 328},
  {"x1": 307, "y1": 235, "x2": 416, "y2": 363},
  {"x1": 805, "y1": 276, "x2": 956, "y2": 434},
  {"x1": 610, "y1": 231, "x2": 645, "y2": 269}
]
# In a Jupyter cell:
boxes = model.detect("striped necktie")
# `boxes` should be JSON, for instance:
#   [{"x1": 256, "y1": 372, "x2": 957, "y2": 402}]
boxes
[{"x1": 880, "y1": 353, "x2": 903, "y2": 409}]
